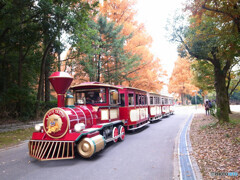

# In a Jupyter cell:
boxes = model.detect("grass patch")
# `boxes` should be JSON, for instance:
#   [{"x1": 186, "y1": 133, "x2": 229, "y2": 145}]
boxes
[
  {"x1": 229, "y1": 112, "x2": 240, "y2": 126},
  {"x1": 200, "y1": 122, "x2": 217, "y2": 130},
  {"x1": 0, "y1": 128, "x2": 34, "y2": 149},
  {"x1": 229, "y1": 118, "x2": 240, "y2": 125}
]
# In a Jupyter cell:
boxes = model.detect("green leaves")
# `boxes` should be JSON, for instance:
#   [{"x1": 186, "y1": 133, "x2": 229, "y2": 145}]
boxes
[
  {"x1": 167, "y1": 1, "x2": 240, "y2": 122},
  {"x1": 72, "y1": 15, "x2": 141, "y2": 84},
  {"x1": 191, "y1": 60, "x2": 215, "y2": 91},
  {"x1": 0, "y1": 0, "x2": 97, "y2": 120}
]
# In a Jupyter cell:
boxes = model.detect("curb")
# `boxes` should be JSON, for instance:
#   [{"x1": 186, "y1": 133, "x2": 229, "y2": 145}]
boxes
[
  {"x1": 174, "y1": 113, "x2": 203, "y2": 180},
  {"x1": 186, "y1": 114, "x2": 203, "y2": 180},
  {"x1": 173, "y1": 114, "x2": 190, "y2": 180}
]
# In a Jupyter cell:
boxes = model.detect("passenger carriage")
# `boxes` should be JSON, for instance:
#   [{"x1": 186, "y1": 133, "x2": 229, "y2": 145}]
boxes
[
  {"x1": 148, "y1": 92, "x2": 162, "y2": 122},
  {"x1": 168, "y1": 96, "x2": 175, "y2": 115},
  {"x1": 118, "y1": 87, "x2": 149, "y2": 131},
  {"x1": 161, "y1": 95, "x2": 175, "y2": 116}
]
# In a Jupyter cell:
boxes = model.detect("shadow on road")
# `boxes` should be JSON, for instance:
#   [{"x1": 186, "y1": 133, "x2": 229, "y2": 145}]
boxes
[
  {"x1": 150, "y1": 119, "x2": 162, "y2": 124},
  {"x1": 126, "y1": 125, "x2": 150, "y2": 135}
]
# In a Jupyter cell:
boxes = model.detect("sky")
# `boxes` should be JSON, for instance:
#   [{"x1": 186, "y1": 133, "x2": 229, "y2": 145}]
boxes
[{"x1": 135, "y1": 0, "x2": 186, "y2": 79}]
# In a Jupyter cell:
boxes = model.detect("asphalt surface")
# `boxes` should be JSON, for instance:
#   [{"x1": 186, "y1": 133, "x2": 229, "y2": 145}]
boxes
[{"x1": 0, "y1": 108, "x2": 190, "y2": 180}]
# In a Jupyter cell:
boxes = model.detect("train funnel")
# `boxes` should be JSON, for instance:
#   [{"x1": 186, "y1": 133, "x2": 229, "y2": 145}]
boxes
[{"x1": 49, "y1": 72, "x2": 73, "y2": 107}]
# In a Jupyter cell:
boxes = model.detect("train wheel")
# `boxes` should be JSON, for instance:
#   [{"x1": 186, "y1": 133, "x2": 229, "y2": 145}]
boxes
[
  {"x1": 118, "y1": 125, "x2": 125, "y2": 141},
  {"x1": 77, "y1": 138, "x2": 95, "y2": 158},
  {"x1": 112, "y1": 127, "x2": 118, "y2": 143}
]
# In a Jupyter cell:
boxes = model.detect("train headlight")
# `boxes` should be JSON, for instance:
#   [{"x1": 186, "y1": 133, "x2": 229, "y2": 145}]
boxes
[
  {"x1": 74, "y1": 123, "x2": 85, "y2": 133},
  {"x1": 35, "y1": 123, "x2": 43, "y2": 132}
]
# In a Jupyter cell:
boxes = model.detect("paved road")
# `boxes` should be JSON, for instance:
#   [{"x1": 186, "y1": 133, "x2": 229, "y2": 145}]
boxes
[{"x1": 0, "y1": 108, "x2": 190, "y2": 180}]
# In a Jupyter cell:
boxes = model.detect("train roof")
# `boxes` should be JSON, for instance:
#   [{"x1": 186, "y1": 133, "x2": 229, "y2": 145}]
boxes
[
  {"x1": 148, "y1": 92, "x2": 161, "y2": 96},
  {"x1": 117, "y1": 85, "x2": 147, "y2": 93},
  {"x1": 148, "y1": 92, "x2": 174, "y2": 99},
  {"x1": 71, "y1": 82, "x2": 123, "y2": 90},
  {"x1": 161, "y1": 94, "x2": 174, "y2": 98}
]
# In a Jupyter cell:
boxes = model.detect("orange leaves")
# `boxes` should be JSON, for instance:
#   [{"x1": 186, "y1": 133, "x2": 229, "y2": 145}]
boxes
[
  {"x1": 100, "y1": 0, "x2": 137, "y2": 24},
  {"x1": 100, "y1": 0, "x2": 163, "y2": 92},
  {"x1": 186, "y1": 0, "x2": 240, "y2": 35},
  {"x1": 126, "y1": 57, "x2": 165, "y2": 92},
  {"x1": 168, "y1": 56, "x2": 198, "y2": 95},
  {"x1": 190, "y1": 113, "x2": 240, "y2": 179}
]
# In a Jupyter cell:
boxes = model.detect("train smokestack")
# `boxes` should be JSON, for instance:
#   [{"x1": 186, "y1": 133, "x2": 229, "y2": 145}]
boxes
[{"x1": 49, "y1": 72, "x2": 73, "y2": 107}]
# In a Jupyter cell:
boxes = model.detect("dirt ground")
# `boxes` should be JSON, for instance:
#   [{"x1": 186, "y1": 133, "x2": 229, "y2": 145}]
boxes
[{"x1": 190, "y1": 112, "x2": 240, "y2": 179}]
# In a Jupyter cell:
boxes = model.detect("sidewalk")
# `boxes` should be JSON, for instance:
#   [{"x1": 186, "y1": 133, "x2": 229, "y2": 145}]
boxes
[{"x1": 0, "y1": 120, "x2": 41, "y2": 133}]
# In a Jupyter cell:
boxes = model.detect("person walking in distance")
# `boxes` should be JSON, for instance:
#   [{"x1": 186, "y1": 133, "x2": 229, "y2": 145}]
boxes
[{"x1": 205, "y1": 100, "x2": 210, "y2": 115}]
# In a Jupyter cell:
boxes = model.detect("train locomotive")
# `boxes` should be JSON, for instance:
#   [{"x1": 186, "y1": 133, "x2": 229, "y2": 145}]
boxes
[{"x1": 29, "y1": 72, "x2": 174, "y2": 161}]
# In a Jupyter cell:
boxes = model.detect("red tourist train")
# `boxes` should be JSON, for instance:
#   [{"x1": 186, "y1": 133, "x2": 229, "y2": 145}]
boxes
[{"x1": 29, "y1": 72, "x2": 174, "y2": 161}]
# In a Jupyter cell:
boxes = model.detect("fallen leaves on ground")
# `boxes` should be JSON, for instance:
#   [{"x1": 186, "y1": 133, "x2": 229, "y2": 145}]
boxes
[{"x1": 190, "y1": 113, "x2": 240, "y2": 180}]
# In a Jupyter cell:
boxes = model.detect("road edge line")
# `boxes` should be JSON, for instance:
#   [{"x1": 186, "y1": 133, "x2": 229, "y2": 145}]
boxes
[
  {"x1": 173, "y1": 114, "x2": 191, "y2": 180},
  {"x1": 187, "y1": 114, "x2": 203, "y2": 180}
]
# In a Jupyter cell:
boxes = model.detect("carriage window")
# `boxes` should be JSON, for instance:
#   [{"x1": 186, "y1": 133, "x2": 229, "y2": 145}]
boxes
[
  {"x1": 157, "y1": 97, "x2": 160, "y2": 104},
  {"x1": 120, "y1": 94, "x2": 125, "y2": 106},
  {"x1": 141, "y1": 95, "x2": 145, "y2": 105},
  {"x1": 110, "y1": 89, "x2": 119, "y2": 105},
  {"x1": 150, "y1": 96, "x2": 153, "y2": 105},
  {"x1": 75, "y1": 88, "x2": 106, "y2": 104},
  {"x1": 136, "y1": 94, "x2": 139, "y2": 105},
  {"x1": 165, "y1": 98, "x2": 168, "y2": 104},
  {"x1": 154, "y1": 97, "x2": 157, "y2": 104},
  {"x1": 139, "y1": 95, "x2": 142, "y2": 105},
  {"x1": 145, "y1": 96, "x2": 147, "y2": 105},
  {"x1": 128, "y1": 94, "x2": 134, "y2": 106},
  {"x1": 162, "y1": 98, "x2": 164, "y2": 105}
]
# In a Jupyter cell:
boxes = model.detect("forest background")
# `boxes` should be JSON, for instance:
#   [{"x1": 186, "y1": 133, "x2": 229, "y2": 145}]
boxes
[
  {"x1": 0, "y1": 0, "x2": 165, "y2": 121},
  {"x1": 0, "y1": 0, "x2": 240, "y2": 123}
]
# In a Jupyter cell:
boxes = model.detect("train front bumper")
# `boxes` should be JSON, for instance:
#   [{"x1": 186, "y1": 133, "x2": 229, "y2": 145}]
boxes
[{"x1": 29, "y1": 140, "x2": 74, "y2": 161}]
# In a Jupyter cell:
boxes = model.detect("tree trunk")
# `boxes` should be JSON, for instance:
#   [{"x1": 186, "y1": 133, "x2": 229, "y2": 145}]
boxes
[
  {"x1": 1, "y1": 50, "x2": 7, "y2": 91},
  {"x1": 97, "y1": 54, "x2": 101, "y2": 82},
  {"x1": 36, "y1": 42, "x2": 52, "y2": 117},
  {"x1": 226, "y1": 92, "x2": 232, "y2": 114},
  {"x1": 181, "y1": 93, "x2": 184, "y2": 105},
  {"x1": 114, "y1": 57, "x2": 119, "y2": 85},
  {"x1": 214, "y1": 67, "x2": 229, "y2": 123},
  {"x1": 18, "y1": 46, "x2": 23, "y2": 88},
  {"x1": 37, "y1": 42, "x2": 52, "y2": 102},
  {"x1": 17, "y1": 45, "x2": 23, "y2": 117},
  {"x1": 58, "y1": 51, "x2": 61, "y2": 71},
  {"x1": 41, "y1": 78, "x2": 44, "y2": 101},
  {"x1": 45, "y1": 57, "x2": 50, "y2": 102}
]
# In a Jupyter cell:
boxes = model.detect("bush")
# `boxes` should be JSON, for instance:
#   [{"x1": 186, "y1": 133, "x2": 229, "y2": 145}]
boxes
[{"x1": 0, "y1": 87, "x2": 58, "y2": 122}]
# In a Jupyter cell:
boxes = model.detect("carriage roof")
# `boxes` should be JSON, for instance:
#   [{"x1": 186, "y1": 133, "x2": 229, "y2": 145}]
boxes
[
  {"x1": 117, "y1": 85, "x2": 147, "y2": 93},
  {"x1": 71, "y1": 82, "x2": 122, "y2": 90}
]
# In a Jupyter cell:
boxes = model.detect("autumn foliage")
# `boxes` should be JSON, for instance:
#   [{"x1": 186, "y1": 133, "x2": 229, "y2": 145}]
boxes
[
  {"x1": 99, "y1": 0, "x2": 165, "y2": 92},
  {"x1": 168, "y1": 56, "x2": 198, "y2": 104},
  {"x1": 65, "y1": 0, "x2": 165, "y2": 92}
]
